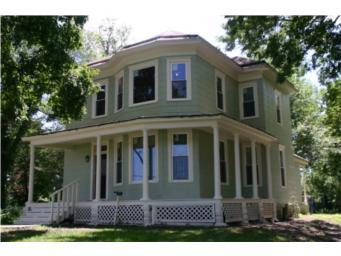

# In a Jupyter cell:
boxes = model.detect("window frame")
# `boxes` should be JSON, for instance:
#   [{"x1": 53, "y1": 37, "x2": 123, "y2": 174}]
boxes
[
  {"x1": 166, "y1": 57, "x2": 192, "y2": 101},
  {"x1": 279, "y1": 144, "x2": 287, "y2": 188},
  {"x1": 114, "y1": 70, "x2": 124, "y2": 113},
  {"x1": 274, "y1": 90, "x2": 283, "y2": 125},
  {"x1": 129, "y1": 60, "x2": 158, "y2": 107},
  {"x1": 168, "y1": 130, "x2": 193, "y2": 183},
  {"x1": 215, "y1": 70, "x2": 226, "y2": 112},
  {"x1": 128, "y1": 131, "x2": 159, "y2": 184},
  {"x1": 220, "y1": 139, "x2": 229, "y2": 185},
  {"x1": 242, "y1": 143, "x2": 263, "y2": 187},
  {"x1": 113, "y1": 136, "x2": 123, "y2": 186},
  {"x1": 92, "y1": 79, "x2": 108, "y2": 119},
  {"x1": 239, "y1": 82, "x2": 259, "y2": 119}
]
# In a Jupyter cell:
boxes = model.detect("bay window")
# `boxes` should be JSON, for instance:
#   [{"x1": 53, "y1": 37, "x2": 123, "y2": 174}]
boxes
[{"x1": 167, "y1": 58, "x2": 191, "y2": 100}]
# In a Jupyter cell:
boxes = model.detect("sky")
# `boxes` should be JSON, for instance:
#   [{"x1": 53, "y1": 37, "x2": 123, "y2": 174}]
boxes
[{"x1": 85, "y1": 14, "x2": 320, "y2": 87}]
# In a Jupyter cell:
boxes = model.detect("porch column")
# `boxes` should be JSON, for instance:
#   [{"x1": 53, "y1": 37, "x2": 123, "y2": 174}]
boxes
[
  {"x1": 27, "y1": 144, "x2": 35, "y2": 203},
  {"x1": 213, "y1": 124, "x2": 222, "y2": 200},
  {"x1": 234, "y1": 133, "x2": 242, "y2": 199},
  {"x1": 251, "y1": 140, "x2": 258, "y2": 199},
  {"x1": 266, "y1": 144, "x2": 273, "y2": 198},
  {"x1": 141, "y1": 128, "x2": 150, "y2": 201},
  {"x1": 95, "y1": 135, "x2": 101, "y2": 201}
]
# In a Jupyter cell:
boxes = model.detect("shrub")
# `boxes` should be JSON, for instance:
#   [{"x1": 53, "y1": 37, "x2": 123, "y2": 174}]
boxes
[{"x1": 0, "y1": 207, "x2": 22, "y2": 224}]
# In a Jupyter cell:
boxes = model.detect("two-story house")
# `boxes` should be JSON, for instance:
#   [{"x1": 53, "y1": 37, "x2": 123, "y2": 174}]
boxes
[{"x1": 17, "y1": 32, "x2": 308, "y2": 226}]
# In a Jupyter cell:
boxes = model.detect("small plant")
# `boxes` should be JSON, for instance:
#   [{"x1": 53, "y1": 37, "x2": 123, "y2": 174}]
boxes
[{"x1": 0, "y1": 207, "x2": 22, "y2": 224}]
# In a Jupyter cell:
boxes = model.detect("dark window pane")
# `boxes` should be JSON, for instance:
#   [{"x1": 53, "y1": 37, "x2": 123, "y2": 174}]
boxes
[
  {"x1": 97, "y1": 85, "x2": 106, "y2": 100},
  {"x1": 243, "y1": 87, "x2": 254, "y2": 102},
  {"x1": 117, "y1": 77, "x2": 123, "y2": 110},
  {"x1": 219, "y1": 142, "x2": 225, "y2": 160},
  {"x1": 277, "y1": 108, "x2": 281, "y2": 123},
  {"x1": 243, "y1": 102, "x2": 255, "y2": 117},
  {"x1": 148, "y1": 135, "x2": 156, "y2": 180},
  {"x1": 246, "y1": 165, "x2": 253, "y2": 185},
  {"x1": 217, "y1": 77, "x2": 222, "y2": 92},
  {"x1": 92, "y1": 156, "x2": 96, "y2": 199},
  {"x1": 172, "y1": 63, "x2": 186, "y2": 81},
  {"x1": 117, "y1": 142, "x2": 122, "y2": 161},
  {"x1": 173, "y1": 156, "x2": 189, "y2": 180},
  {"x1": 281, "y1": 168, "x2": 286, "y2": 186},
  {"x1": 100, "y1": 154, "x2": 107, "y2": 199},
  {"x1": 172, "y1": 80, "x2": 187, "y2": 98},
  {"x1": 133, "y1": 66, "x2": 155, "y2": 104},
  {"x1": 116, "y1": 162, "x2": 122, "y2": 183},
  {"x1": 220, "y1": 162, "x2": 227, "y2": 183},
  {"x1": 217, "y1": 92, "x2": 223, "y2": 110},
  {"x1": 96, "y1": 100, "x2": 105, "y2": 116}
]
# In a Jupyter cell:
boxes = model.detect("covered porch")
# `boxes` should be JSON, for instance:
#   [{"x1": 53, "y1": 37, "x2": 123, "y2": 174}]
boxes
[{"x1": 22, "y1": 114, "x2": 277, "y2": 226}]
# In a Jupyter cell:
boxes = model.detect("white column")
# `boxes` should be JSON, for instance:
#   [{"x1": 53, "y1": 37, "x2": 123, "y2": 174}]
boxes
[
  {"x1": 251, "y1": 140, "x2": 258, "y2": 199},
  {"x1": 95, "y1": 135, "x2": 101, "y2": 201},
  {"x1": 141, "y1": 129, "x2": 150, "y2": 201},
  {"x1": 266, "y1": 144, "x2": 273, "y2": 199},
  {"x1": 213, "y1": 125, "x2": 222, "y2": 200},
  {"x1": 234, "y1": 133, "x2": 242, "y2": 199},
  {"x1": 303, "y1": 169, "x2": 308, "y2": 205},
  {"x1": 27, "y1": 144, "x2": 35, "y2": 203}
]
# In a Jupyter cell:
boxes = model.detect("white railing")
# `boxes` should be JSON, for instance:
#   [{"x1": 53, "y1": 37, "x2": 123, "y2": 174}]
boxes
[{"x1": 50, "y1": 180, "x2": 79, "y2": 224}]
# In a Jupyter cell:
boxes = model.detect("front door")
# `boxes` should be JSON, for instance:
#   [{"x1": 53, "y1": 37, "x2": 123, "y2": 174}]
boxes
[{"x1": 92, "y1": 144, "x2": 108, "y2": 200}]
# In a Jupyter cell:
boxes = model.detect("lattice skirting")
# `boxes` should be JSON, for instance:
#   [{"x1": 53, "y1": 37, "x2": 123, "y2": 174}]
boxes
[
  {"x1": 246, "y1": 202, "x2": 259, "y2": 220},
  {"x1": 263, "y1": 202, "x2": 274, "y2": 218},
  {"x1": 223, "y1": 203, "x2": 243, "y2": 223},
  {"x1": 153, "y1": 204, "x2": 215, "y2": 224},
  {"x1": 98, "y1": 204, "x2": 144, "y2": 225},
  {"x1": 74, "y1": 207, "x2": 92, "y2": 224}
]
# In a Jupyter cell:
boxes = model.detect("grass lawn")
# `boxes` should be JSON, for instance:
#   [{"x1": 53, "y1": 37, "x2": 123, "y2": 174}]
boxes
[{"x1": 1, "y1": 214, "x2": 340, "y2": 242}]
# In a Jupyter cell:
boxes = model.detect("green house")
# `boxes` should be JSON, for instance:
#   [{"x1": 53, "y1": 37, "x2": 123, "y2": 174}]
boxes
[{"x1": 17, "y1": 32, "x2": 308, "y2": 226}]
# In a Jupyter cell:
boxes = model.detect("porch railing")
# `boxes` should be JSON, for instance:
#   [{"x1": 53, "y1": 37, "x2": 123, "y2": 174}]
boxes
[{"x1": 50, "y1": 179, "x2": 79, "y2": 224}]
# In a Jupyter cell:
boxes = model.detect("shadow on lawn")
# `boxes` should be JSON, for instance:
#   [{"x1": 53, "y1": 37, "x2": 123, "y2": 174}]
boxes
[{"x1": 1, "y1": 229, "x2": 48, "y2": 242}]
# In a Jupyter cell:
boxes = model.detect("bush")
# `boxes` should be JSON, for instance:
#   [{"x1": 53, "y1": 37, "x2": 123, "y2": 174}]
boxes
[
  {"x1": 0, "y1": 207, "x2": 22, "y2": 224},
  {"x1": 300, "y1": 204, "x2": 309, "y2": 215}
]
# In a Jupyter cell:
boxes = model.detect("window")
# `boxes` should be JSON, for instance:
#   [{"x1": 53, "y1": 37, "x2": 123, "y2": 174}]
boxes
[
  {"x1": 92, "y1": 80, "x2": 108, "y2": 118},
  {"x1": 244, "y1": 145, "x2": 262, "y2": 186},
  {"x1": 129, "y1": 60, "x2": 158, "y2": 106},
  {"x1": 169, "y1": 131, "x2": 193, "y2": 182},
  {"x1": 115, "y1": 72, "x2": 124, "y2": 112},
  {"x1": 216, "y1": 71, "x2": 225, "y2": 111},
  {"x1": 279, "y1": 145, "x2": 286, "y2": 187},
  {"x1": 240, "y1": 83, "x2": 258, "y2": 119},
  {"x1": 220, "y1": 141, "x2": 228, "y2": 184},
  {"x1": 275, "y1": 90, "x2": 282, "y2": 124},
  {"x1": 91, "y1": 143, "x2": 108, "y2": 200},
  {"x1": 114, "y1": 140, "x2": 123, "y2": 185},
  {"x1": 167, "y1": 58, "x2": 191, "y2": 100},
  {"x1": 130, "y1": 135, "x2": 157, "y2": 183}
]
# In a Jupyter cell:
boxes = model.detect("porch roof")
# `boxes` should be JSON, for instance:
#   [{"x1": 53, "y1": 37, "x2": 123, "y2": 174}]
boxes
[{"x1": 23, "y1": 113, "x2": 277, "y2": 146}]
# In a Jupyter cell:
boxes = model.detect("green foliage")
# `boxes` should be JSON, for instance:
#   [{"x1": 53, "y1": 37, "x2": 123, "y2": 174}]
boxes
[
  {"x1": 221, "y1": 16, "x2": 340, "y2": 84},
  {"x1": 1, "y1": 16, "x2": 97, "y2": 209},
  {"x1": 0, "y1": 207, "x2": 22, "y2": 224}
]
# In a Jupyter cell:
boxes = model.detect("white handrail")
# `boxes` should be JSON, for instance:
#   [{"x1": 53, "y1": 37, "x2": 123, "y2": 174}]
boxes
[{"x1": 50, "y1": 179, "x2": 79, "y2": 224}]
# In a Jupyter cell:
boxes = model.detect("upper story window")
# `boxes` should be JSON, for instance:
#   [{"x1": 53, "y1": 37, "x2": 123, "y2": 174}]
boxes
[
  {"x1": 92, "y1": 80, "x2": 108, "y2": 118},
  {"x1": 239, "y1": 82, "x2": 259, "y2": 119},
  {"x1": 216, "y1": 70, "x2": 226, "y2": 111},
  {"x1": 275, "y1": 90, "x2": 282, "y2": 124},
  {"x1": 115, "y1": 71, "x2": 124, "y2": 112},
  {"x1": 279, "y1": 145, "x2": 286, "y2": 187},
  {"x1": 220, "y1": 141, "x2": 228, "y2": 184},
  {"x1": 167, "y1": 58, "x2": 191, "y2": 100},
  {"x1": 129, "y1": 60, "x2": 158, "y2": 106},
  {"x1": 244, "y1": 145, "x2": 262, "y2": 186}
]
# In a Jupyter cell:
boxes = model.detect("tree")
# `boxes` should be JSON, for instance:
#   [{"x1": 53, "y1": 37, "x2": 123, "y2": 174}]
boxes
[
  {"x1": 221, "y1": 16, "x2": 340, "y2": 84},
  {"x1": 1, "y1": 16, "x2": 98, "y2": 209}
]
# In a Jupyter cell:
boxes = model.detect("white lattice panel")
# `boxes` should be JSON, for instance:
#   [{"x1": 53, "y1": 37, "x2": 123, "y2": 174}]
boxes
[
  {"x1": 223, "y1": 203, "x2": 243, "y2": 222},
  {"x1": 263, "y1": 202, "x2": 274, "y2": 218},
  {"x1": 154, "y1": 204, "x2": 215, "y2": 224},
  {"x1": 246, "y1": 202, "x2": 259, "y2": 220},
  {"x1": 97, "y1": 204, "x2": 144, "y2": 225},
  {"x1": 98, "y1": 205, "x2": 116, "y2": 224},
  {"x1": 74, "y1": 207, "x2": 92, "y2": 224}
]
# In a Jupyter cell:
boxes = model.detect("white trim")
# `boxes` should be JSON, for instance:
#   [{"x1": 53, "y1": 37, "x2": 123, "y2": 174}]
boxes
[
  {"x1": 242, "y1": 143, "x2": 263, "y2": 187},
  {"x1": 113, "y1": 136, "x2": 123, "y2": 186},
  {"x1": 90, "y1": 141, "x2": 109, "y2": 200},
  {"x1": 220, "y1": 139, "x2": 229, "y2": 185},
  {"x1": 166, "y1": 57, "x2": 192, "y2": 101},
  {"x1": 239, "y1": 82, "x2": 259, "y2": 120},
  {"x1": 128, "y1": 131, "x2": 159, "y2": 184},
  {"x1": 278, "y1": 144, "x2": 287, "y2": 188},
  {"x1": 168, "y1": 129, "x2": 194, "y2": 183},
  {"x1": 114, "y1": 70, "x2": 124, "y2": 113},
  {"x1": 92, "y1": 79, "x2": 109, "y2": 119},
  {"x1": 215, "y1": 70, "x2": 226, "y2": 112},
  {"x1": 128, "y1": 60, "x2": 158, "y2": 107},
  {"x1": 274, "y1": 90, "x2": 283, "y2": 125}
]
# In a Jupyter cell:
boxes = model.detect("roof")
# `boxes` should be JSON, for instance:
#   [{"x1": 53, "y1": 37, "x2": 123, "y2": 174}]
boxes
[
  {"x1": 293, "y1": 154, "x2": 309, "y2": 166},
  {"x1": 231, "y1": 56, "x2": 266, "y2": 67}
]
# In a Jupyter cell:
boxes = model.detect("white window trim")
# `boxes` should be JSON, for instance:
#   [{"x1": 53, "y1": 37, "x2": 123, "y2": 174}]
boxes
[
  {"x1": 92, "y1": 79, "x2": 108, "y2": 119},
  {"x1": 278, "y1": 144, "x2": 287, "y2": 188},
  {"x1": 113, "y1": 136, "x2": 123, "y2": 186},
  {"x1": 242, "y1": 143, "x2": 263, "y2": 187},
  {"x1": 114, "y1": 71, "x2": 124, "y2": 113},
  {"x1": 220, "y1": 139, "x2": 229, "y2": 185},
  {"x1": 239, "y1": 82, "x2": 259, "y2": 120},
  {"x1": 274, "y1": 90, "x2": 283, "y2": 125},
  {"x1": 129, "y1": 60, "x2": 158, "y2": 107},
  {"x1": 89, "y1": 140, "x2": 109, "y2": 201},
  {"x1": 168, "y1": 129, "x2": 194, "y2": 183},
  {"x1": 166, "y1": 57, "x2": 192, "y2": 101},
  {"x1": 215, "y1": 70, "x2": 226, "y2": 112},
  {"x1": 128, "y1": 131, "x2": 159, "y2": 184}
]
